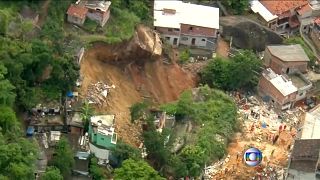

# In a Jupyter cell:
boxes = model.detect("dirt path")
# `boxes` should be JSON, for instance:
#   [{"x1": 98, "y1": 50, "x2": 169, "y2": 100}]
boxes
[
  {"x1": 216, "y1": 37, "x2": 230, "y2": 58},
  {"x1": 37, "y1": 0, "x2": 51, "y2": 27}
]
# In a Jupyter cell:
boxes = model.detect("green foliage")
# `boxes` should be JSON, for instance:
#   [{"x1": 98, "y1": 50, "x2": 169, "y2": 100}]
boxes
[
  {"x1": 50, "y1": 138, "x2": 74, "y2": 178},
  {"x1": 179, "y1": 49, "x2": 191, "y2": 64},
  {"x1": 80, "y1": 101, "x2": 94, "y2": 132},
  {"x1": 129, "y1": 102, "x2": 148, "y2": 122},
  {"x1": 112, "y1": 141, "x2": 141, "y2": 165},
  {"x1": 0, "y1": 106, "x2": 18, "y2": 133},
  {"x1": 201, "y1": 50, "x2": 262, "y2": 90},
  {"x1": 160, "y1": 102, "x2": 177, "y2": 115},
  {"x1": 143, "y1": 128, "x2": 170, "y2": 168},
  {"x1": 83, "y1": 19, "x2": 98, "y2": 33},
  {"x1": 0, "y1": 133, "x2": 38, "y2": 179},
  {"x1": 284, "y1": 36, "x2": 316, "y2": 66},
  {"x1": 114, "y1": 159, "x2": 165, "y2": 180},
  {"x1": 89, "y1": 157, "x2": 106, "y2": 180},
  {"x1": 161, "y1": 86, "x2": 237, "y2": 178},
  {"x1": 223, "y1": 0, "x2": 249, "y2": 15},
  {"x1": 105, "y1": 8, "x2": 140, "y2": 43},
  {"x1": 0, "y1": 63, "x2": 15, "y2": 106},
  {"x1": 0, "y1": 9, "x2": 10, "y2": 36},
  {"x1": 41, "y1": 167, "x2": 63, "y2": 180}
]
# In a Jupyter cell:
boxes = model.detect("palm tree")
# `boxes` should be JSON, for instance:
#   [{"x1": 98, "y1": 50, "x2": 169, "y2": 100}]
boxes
[{"x1": 80, "y1": 100, "x2": 93, "y2": 132}]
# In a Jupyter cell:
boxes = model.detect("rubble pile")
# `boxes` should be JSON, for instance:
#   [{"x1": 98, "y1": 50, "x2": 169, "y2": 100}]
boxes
[
  {"x1": 86, "y1": 81, "x2": 115, "y2": 106},
  {"x1": 204, "y1": 91, "x2": 304, "y2": 180}
]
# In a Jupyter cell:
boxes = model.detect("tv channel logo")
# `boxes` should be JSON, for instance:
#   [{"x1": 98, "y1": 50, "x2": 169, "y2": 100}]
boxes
[{"x1": 243, "y1": 147, "x2": 262, "y2": 167}]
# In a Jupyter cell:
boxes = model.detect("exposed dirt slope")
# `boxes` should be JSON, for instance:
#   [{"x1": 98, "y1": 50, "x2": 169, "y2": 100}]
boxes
[{"x1": 80, "y1": 25, "x2": 196, "y2": 146}]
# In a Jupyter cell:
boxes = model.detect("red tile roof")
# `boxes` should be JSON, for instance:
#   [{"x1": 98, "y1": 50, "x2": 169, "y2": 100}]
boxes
[
  {"x1": 296, "y1": 4, "x2": 312, "y2": 15},
  {"x1": 314, "y1": 17, "x2": 320, "y2": 25},
  {"x1": 260, "y1": 0, "x2": 308, "y2": 15},
  {"x1": 67, "y1": 4, "x2": 88, "y2": 19}
]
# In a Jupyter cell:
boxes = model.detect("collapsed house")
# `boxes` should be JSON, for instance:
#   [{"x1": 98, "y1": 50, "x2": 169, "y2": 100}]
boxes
[
  {"x1": 88, "y1": 115, "x2": 117, "y2": 164},
  {"x1": 153, "y1": 0, "x2": 219, "y2": 57},
  {"x1": 29, "y1": 101, "x2": 65, "y2": 133},
  {"x1": 66, "y1": 0, "x2": 111, "y2": 27}
]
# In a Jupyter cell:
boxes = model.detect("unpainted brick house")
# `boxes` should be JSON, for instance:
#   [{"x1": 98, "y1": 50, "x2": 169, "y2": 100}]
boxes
[
  {"x1": 263, "y1": 44, "x2": 310, "y2": 74},
  {"x1": 153, "y1": 0, "x2": 219, "y2": 53},
  {"x1": 258, "y1": 68, "x2": 298, "y2": 110}
]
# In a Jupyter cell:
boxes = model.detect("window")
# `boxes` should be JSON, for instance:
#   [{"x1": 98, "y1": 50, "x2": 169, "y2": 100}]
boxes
[
  {"x1": 165, "y1": 37, "x2": 170, "y2": 41},
  {"x1": 174, "y1": 28, "x2": 180, "y2": 31},
  {"x1": 202, "y1": 39, "x2": 206, "y2": 42},
  {"x1": 189, "y1": 27, "x2": 193, "y2": 31},
  {"x1": 168, "y1": 28, "x2": 173, "y2": 32},
  {"x1": 181, "y1": 37, "x2": 188, "y2": 41},
  {"x1": 101, "y1": 138, "x2": 104, "y2": 140}
]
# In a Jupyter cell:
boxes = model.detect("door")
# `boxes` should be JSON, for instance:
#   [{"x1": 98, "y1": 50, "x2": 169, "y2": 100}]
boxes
[
  {"x1": 173, "y1": 38, "x2": 178, "y2": 45},
  {"x1": 191, "y1": 38, "x2": 196, "y2": 45}
]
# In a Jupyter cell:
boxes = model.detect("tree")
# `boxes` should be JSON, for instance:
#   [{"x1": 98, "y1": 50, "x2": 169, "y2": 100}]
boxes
[
  {"x1": 50, "y1": 138, "x2": 74, "y2": 178},
  {"x1": 112, "y1": 141, "x2": 141, "y2": 166},
  {"x1": 201, "y1": 50, "x2": 262, "y2": 90},
  {"x1": 0, "y1": 106, "x2": 18, "y2": 133},
  {"x1": 179, "y1": 49, "x2": 190, "y2": 64},
  {"x1": 41, "y1": 167, "x2": 63, "y2": 180},
  {"x1": 114, "y1": 159, "x2": 165, "y2": 180},
  {"x1": 89, "y1": 157, "x2": 106, "y2": 180},
  {"x1": 129, "y1": 102, "x2": 148, "y2": 122},
  {"x1": 0, "y1": 63, "x2": 16, "y2": 106},
  {"x1": 80, "y1": 100, "x2": 94, "y2": 132},
  {"x1": 223, "y1": 0, "x2": 249, "y2": 15}
]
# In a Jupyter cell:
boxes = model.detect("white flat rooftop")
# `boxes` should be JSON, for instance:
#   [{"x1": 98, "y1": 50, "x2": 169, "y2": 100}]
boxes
[
  {"x1": 264, "y1": 68, "x2": 298, "y2": 96},
  {"x1": 250, "y1": 0, "x2": 278, "y2": 22},
  {"x1": 154, "y1": 0, "x2": 219, "y2": 29},
  {"x1": 91, "y1": 115, "x2": 114, "y2": 127},
  {"x1": 301, "y1": 105, "x2": 320, "y2": 139}
]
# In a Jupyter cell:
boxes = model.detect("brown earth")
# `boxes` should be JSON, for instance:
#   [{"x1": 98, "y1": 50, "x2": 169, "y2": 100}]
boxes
[{"x1": 80, "y1": 25, "x2": 196, "y2": 146}]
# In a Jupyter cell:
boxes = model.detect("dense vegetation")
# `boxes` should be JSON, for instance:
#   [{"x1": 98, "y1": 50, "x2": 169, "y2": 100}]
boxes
[
  {"x1": 222, "y1": 0, "x2": 249, "y2": 15},
  {"x1": 127, "y1": 86, "x2": 238, "y2": 178},
  {"x1": 114, "y1": 159, "x2": 165, "y2": 180},
  {"x1": 201, "y1": 50, "x2": 262, "y2": 90}
]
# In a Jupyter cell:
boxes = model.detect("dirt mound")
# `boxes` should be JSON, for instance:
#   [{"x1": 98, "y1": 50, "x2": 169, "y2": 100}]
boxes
[
  {"x1": 80, "y1": 25, "x2": 196, "y2": 146},
  {"x1": 220, "y1": 16, "x2": 283, "y2": 51}
]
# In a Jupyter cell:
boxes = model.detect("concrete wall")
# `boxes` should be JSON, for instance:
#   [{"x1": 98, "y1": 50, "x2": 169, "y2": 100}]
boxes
[
  {"x1": 180, "y1": 23, "x2": 217, "y2": 37},
  {"x1": 161, "y1": 34, "x2": 180, "y2": 46},
  {"x1": 311, "y1": 27, "x2": 320, "y2": 50},
  {"x1": 67, "y1": 15, "x2": 85, "y2": 26},
  {"x1": 86, "y1": 9, "x2": 110, "y2": 27},
  {"x1": 155, "y1": 26, "x2": 180, "y2": 36},
  {"x1": 287, "y1": 169, "x2": 316, "y2": 180},
  {"x1": 89, "y1": 142, "x2": 110, "y2": 160},
  {"x1": 179, "y1": 35, "x2": 216, "y2": 50}
]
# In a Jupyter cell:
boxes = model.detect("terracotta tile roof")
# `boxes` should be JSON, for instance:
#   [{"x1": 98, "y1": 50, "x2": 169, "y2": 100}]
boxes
[
  {"x1": 314, "y1": 17, "x2": 320, "y2": 25},
  {"x1": 67, "y1": 4, "x2": 88, "y2": 19},
  {"x1": 296, "y1": 4, "x2": 312, "y2": 15},
  {"x1": 260, "y1": 0, "x2": 308, "y2": 15}
]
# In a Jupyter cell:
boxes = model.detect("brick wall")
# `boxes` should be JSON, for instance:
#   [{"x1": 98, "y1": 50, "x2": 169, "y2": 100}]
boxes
[
  {"x1": 155, "y1": 27, "x2": 180, "y2": 36},
  {"x1": 265, "y1": 52, "x2": 308, "y2": 74},
  {"x1": 258, "y1": 75, "x2": 296, "y2": 106},
  {"x1": 180, "y1": 24, "x2": 216, "y2": 37}
]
